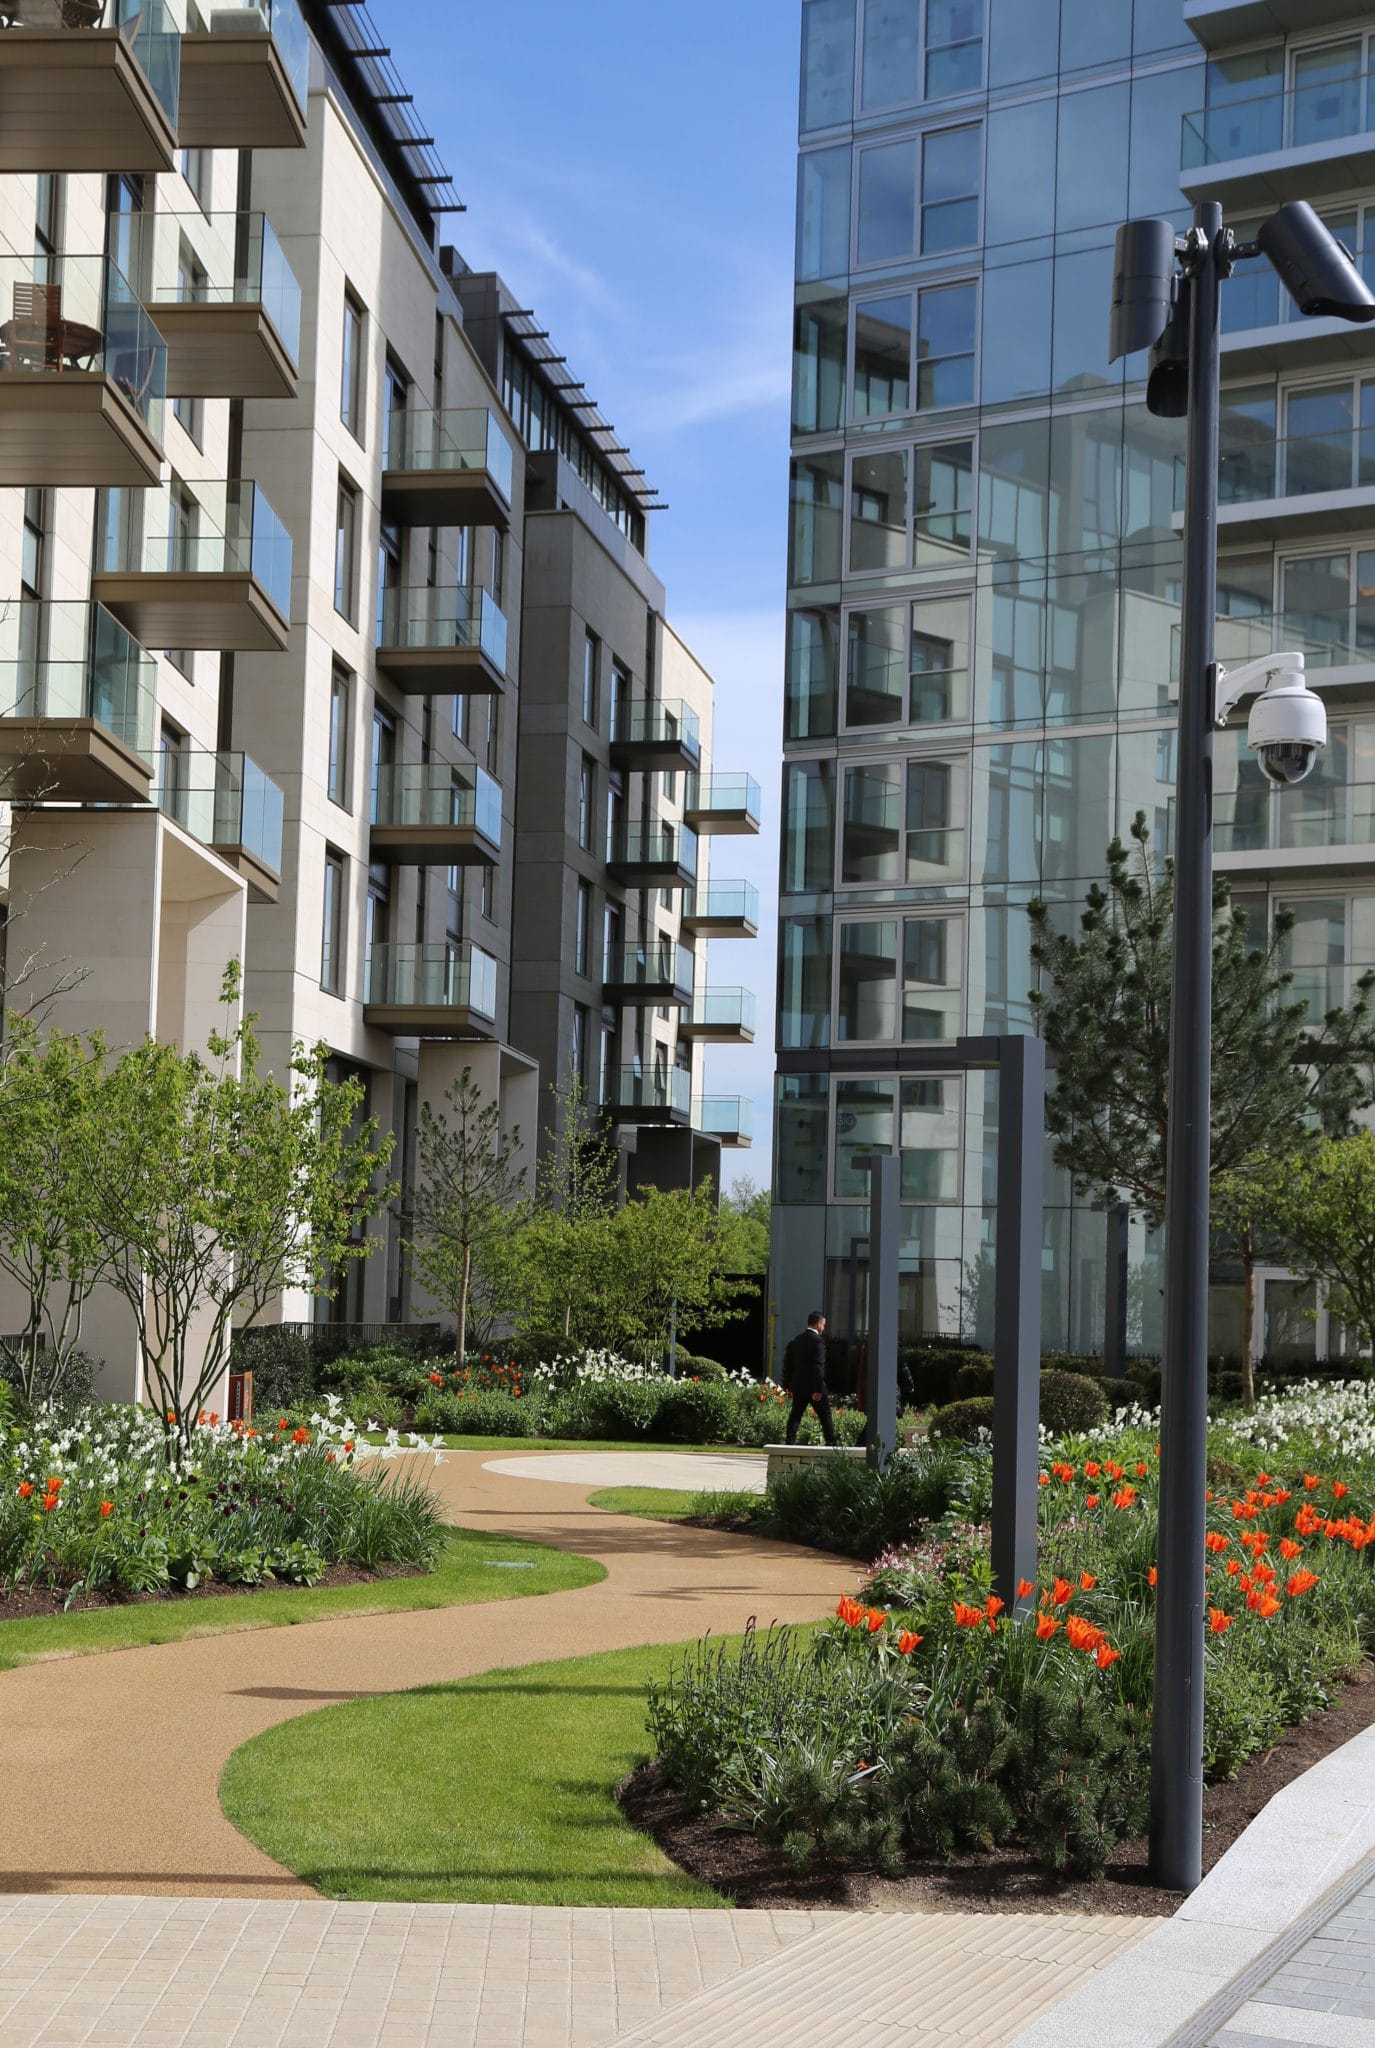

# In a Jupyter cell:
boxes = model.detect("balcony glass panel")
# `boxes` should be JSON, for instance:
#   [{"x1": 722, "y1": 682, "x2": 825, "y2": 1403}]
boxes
[
  {"x1": 1215, "y1": 779, "x2": 1375, "y2": 853},
  {"x1": 610, "y1": 698, "x2": 702, "y2": 757},
  {"x1": 139, "y1": 210, "x2": 301, "y2": 361},
  {"x1": 1182, "y1": 66, "x2": 1375, "y2": 169},
  {"x1": 377, "y1": 585, "x2": 508, "y2": 675},
  {"x1": 371, "y1": 763, "x2": 502, "y2": 845},
  {"x1": 156, "y1": 747, "x2": 283, "y2": 870},
  {"x1": 191, "y1": 0, "x2": 307, "y2": 111},
  {"x1": 688, "y1": 988, "x2": 757, "y2": 1033},
  {"x1": 683, "y1": 881, "x2": 761, "y2": 924},
  {"x1": 694, "y1": 1095, "x2": 754, "y2": 1142},
  {"x1": 1223, "y1": 220, "x2": 1375, "y2": 335},
  {"x1": 610, "y1": 824, "x2": 698, "y2": 876},
  {"x1": 608, "y1": 1065, "x2": 692, "y2": 1117},
  {"x1": 0, "y1": 0, "x2": 184, "y2": 124},
  {"x1": 605, "y1": 939, "x2": 695, "y2": 996},
  {"x1": 0, "y1": 252, "x2": 166, "y2": 440},
  {"x1": 0, "y1": 597, "x2": 155, "y2": 758},
  {"x1": 1208, "y1": 419, "x2": 1375, "y2": 509},
  {"x1": 688, "y1": 771, "x2": 762, "y2": 817},
  {"x1": 385, "y1": 406, "x2": 514, "y2": 502},
  {"x1": 367, "y1": 940, "x2": 498, "y2": 1019},
  {"x1": 102, "y1": 477, "x2": 292, "y2": 616}
]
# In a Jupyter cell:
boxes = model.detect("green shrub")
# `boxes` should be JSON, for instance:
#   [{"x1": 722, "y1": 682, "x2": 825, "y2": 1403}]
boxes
[
  {"x1": 904, "y1": 1346, "x2": 982, "y2": 1408},
  {"x1": 654, "y1": 1379, "x2": 737, "y2": 1443},
  {"x1": 1040, "y1": 1369, "x2": 1109, "y2": 1434},
  {"x1": 542, "y1": 1379, "x2": 668, "y2": 1439},
  {"x1": 231, "y1": 1328, "x2": 318, "y2": 1414},
  {"x1": 673, "y1": 1352, "x2": 729, "y2": 1381},
  {"x1": 954, "y1": 1358, "x2": 994, "y2": 1399},
  {"x1": 412, "y1": 1389, "x2": 534, "y2": 1436},
  {"x1": 755, "y1": 1444, "x2": 970, "y2": 1556},
  {"x1": 1042, "y1": 1353, "x2": 1105, "y2": 1379},
  {"x1": 927, "y1": 1397, "x2": 994, "y2": 1444}
]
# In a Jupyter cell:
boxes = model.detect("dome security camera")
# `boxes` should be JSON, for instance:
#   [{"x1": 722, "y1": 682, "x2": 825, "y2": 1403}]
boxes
[{"x1": 1214, "y1": 652, "x2": 1327, "y2": 787}]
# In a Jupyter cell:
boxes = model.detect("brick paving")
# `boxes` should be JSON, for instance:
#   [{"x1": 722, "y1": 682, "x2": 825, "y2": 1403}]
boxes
[{"x1": 1210, "y1": 1872, "x2": 1375, "y2": 2047}]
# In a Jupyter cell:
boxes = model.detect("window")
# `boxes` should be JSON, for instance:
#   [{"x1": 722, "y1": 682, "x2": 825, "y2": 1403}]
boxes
[
  {"x1": 321, "y1": 850, "x2": 345, "y2": 995},
  {"x1": 833, "y1": 1075, "x2": 962, "y2": 1202},
  {"x1": 571, "y1": 1005, "x2": 588, "y2": 1084},
  {"x1": 33, "y1": 174, "x2": 59, "y2": 266},
  {"x1": 578, "y1": 755, "x2": 594, "y2": 850},
  {"x1": 479, "y1": 863, "x2": 494, "y2": 920},
  {"x1": 451, "y1": 691, "x2": 468, "y2": 745},
  {"x1": 862, "y1": 0, "x2": 919, "y2": 111},
  {"x1": 171, "y1": 240, "x2": 206, "y2": 446},
  {"x1": 376, "y1": 520, "x2": 401, "y2": 642},
  {"x1": 860, "y1": 0, "x2": 982, "y2": 109},
  {"x1": 370, "y1": 706, "x2": 395, "y2": 813},
  {"x1": 603, "y1": 901, "x2": 623, "y2": 980},
  {"x1": 925, "y1": 0, "x2": 982, "y2": 96},
  {"x1": 491, "y1": 528, "x2": 505, "y2": 609},
  {"x1": 852, "y1": 282, "x2": 976, "y2": 419},
  {"x1": 845, "y1": 597, "x2": 969, "y2": 727},
  {"x1": 605, "y1": 784, "x2": 624, "y2": 863},
  {"x1": 849, "y1": 449, "x2": 909, "y2": 572},
  {"x1": 382, "y1": 360, "x2": 408, "y2": 469},
  {"x1": 103, "y1": 173, "x2": 143, "y2": 286},
  {"x1": 797, "y1": 145, "x2": 851, "y2": 283},
  {"x1": 575, "y1": 879, "x2": 591, "y2": 976},
  {"x1": 597, "y1": 1024, "x2": 616, "y2": 1107},
  {"x1": 328, "y1": 664, "x2": 351, "y2": 808},
  {"x1": 921, "y1": 126, "x2": 981, "y2": 253},
  {"x1": 179, "y1": 148, "x2": 211, "y2": 211},
  {"x1": 800, "y1": 0, "x2": 855, "y2": 131},
  {"x1": 335, "y1": 474, "x2": 359, "y2": 623},
  {"x1": 582, "y1": 632, "x2": 599, "y2": 728},
  {"x1": 915, "y1": 439, "x2": 975, "y2": 567},
  {"x1": 21, "y1": 488, "x2": 44, "y2": 601},
  {"x1": 841, "y1": 756, "x2": 968, "y2": 885},
  {"x1": 836, "y1": 914, "x2": 962, "y2": 1042},
  {"x1": 609, "y1": 659, "x2": 628, "y2": 742},
  {"x1": 341, "y1": 290, "x2": 365, "y2": 441},
  {"x1": 856, "y1": 124, "x2": 981, "y2": 264},
  {"x1": 365, "y1": 865, "x2": 390, "y2": 996}
]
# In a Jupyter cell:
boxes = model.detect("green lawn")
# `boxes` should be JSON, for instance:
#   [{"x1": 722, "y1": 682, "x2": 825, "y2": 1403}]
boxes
[
  {"x1": 404, "y1": 1436, "x2": 765, "y2": 1456},
  {"x1": 0, "y1": 1528, "x2": 603, "y2": 1672},
  {"x1": 220, "y1": 1640, "x2": 729, "y2": 1908},
  {"x1": 586, "y1": 1486, "x2": 705, "y2": 1522}
]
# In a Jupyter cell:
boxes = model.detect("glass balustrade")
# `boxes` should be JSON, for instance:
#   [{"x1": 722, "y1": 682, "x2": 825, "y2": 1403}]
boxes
[
  {"x1": 682, "y1": 881, "x2": 761, "y2": 925},
  {"x1": 610, "y1": 698, "x2": 702, "y2": 758},
  {"x1": 191, "y1": 0, "x2": 306, "y2": 111},
  {"x1": 384, "y1": 406, "x2": 514, "y2": 502},
  {"x1": 1203, "y1": 605, "x2": 1375, "y2": 671},
  {"x1": 604, "y1": 940, "x2": 695, "y2": 998},
  {"x1": 370, "y1": 763, "x2": 502, "y2": 846},
  {"x1": 136, "y1": 210, "x2": 301, "y2": 361},
  {"x1": 366, "y1": 940, "x2": 498, "y2": 1019},
  {"x1": 376, "y1": 585, "x2": 508, "y2": 675},
  {"x1": 609, "y1": 824, "x2": 698, "y2": 877},
  {"x1": 101, "y1": 477, "x2": 292, "y2": 617},
  {"x1": 156, "y1": 747, "x2": 284, "y2": 871},
  {"x1": 1183, "y1": 69, "x2": 1375, "y2": 170},
  {"x1": 1214, "y1": 779, "x2": 1375, "y2": 854},
  {"x1": 686, "y1": 988, "x2": 757, "y2": 1033},
  {"x1": 607, "y1": 1066, "x2": 692, "y2": 1118},
  {"x1": 694, "y1": 1096, "x2": 754, "y2": 1143},
  {"x1": 686, "y1": 771, "x2": 763, "y2": 821},
  {"x1": 0, "y1": 597, "x2": 155, "y2": 758},
  {"x1": 0, "y1": 252, "x2": 166, "y2": 440}
]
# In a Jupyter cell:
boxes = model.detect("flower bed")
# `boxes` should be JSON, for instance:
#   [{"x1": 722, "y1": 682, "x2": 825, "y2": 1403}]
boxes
[
  {"x1": 0, "y1": 1395, "x2": 446, "y2": 1604},
  {"x1": 644, "y1": 1381, "x2": 1375, "y2": 1884}
]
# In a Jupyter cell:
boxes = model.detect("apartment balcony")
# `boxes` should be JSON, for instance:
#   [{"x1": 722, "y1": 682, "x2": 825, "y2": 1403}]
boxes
[
  {"x1": 178, "y1": 0, "x2": 307, "y2": 149},
  {"x1": 684, "y1": 771, "x2": 762, "y2": 835},
  {"x1": 605, "y1": 1064, "x2": 691, "y2": 1127},
  {"x1": 0, "y1": 253, "x2": 165, "y2": 486},
  {"x1": 679, "y1": 987, "x2": 756, "y2": 1044},
  {"x1": 138, "y1": 210, "x2": 300, "y2": 399},
  {"x1": 602, "y1": 939, "x2": 695, "y2": 1007},
  {"x1": 609, "y1": 700, "x2": 701, "y2": 773},
  {"x1": 1181, "y1": 72, "x2": 1375, "y2": 209},
  {"x1": 1222, "y1": 235, "x2": 1375, "y2": 378},
  {"x1": 0, "y1": 599, "x2": 154, "y2": 800},
  {"x1": 693, "y1": 1095, "x2": 753, "y2": 1148},
  {"x1": 156, "y1": 746, "x2": 284, "y2": 901},
  {"x1": 369, "y1": 764, "x2": 501, "y2": 867},
  {"x1": 1214, "y1": 780, "x2": 1375, "y2": 881},
  {"x1": 93, "y1": 478, "x2": 292, "y2": 649},
  {"x1": 1174, "y1": 428, "x2": 1375, "y2": 545},
  {"x1": 680, "y1": 880, "x2": 760, "y2": 938},
  {"x1": 364, "y1": 940, "x2": 499, "y2": 1038},
  {"x1": 1206, "y1": 604, "x2": 1375, "y2": 691},
  {"x1": 1184, "y1": 0, "x2": 1356, "y2": 52},
  {"x1": 606, "y1": 823, "x2": 698, "y2": 889},
  {"x1": 0, "y1": 0, "x2": 179, "y2": 172},
  {"x1": 375, "y1": 586, "x2": 507, "y2": 696},
  {"x1": 381, "y1": 408, "x2": 515, "y2": 530}
]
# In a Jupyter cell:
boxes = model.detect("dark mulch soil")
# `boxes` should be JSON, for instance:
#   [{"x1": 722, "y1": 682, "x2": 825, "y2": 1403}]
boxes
[
  {"x1": 618, "y1": 1661, "x2": 1375, "y2": 1918},
  {"x1": 0, "y1": 1558, "x2": 424, "y2": 1624}
]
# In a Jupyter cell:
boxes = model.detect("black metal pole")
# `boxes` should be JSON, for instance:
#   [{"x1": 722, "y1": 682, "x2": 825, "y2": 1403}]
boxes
[
  {"x1": 1150, "y1": 200, "x2": 1222, "y2": 1894},
  {"x1": 1104, "y1": 1203, "x2": 1130, "y2": 1379},
  {"x1": 862, "y1": 1154, "x2": 899, "y2": 1472},
  {"x1": 990, "y1": 1034, "x2": 1044, "y2": 1613}
]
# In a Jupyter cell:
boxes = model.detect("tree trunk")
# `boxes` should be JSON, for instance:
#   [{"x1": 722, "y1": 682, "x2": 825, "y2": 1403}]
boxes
[
  {"x1": 562, "y1": 1299, "x2": 571, "y2": 1342},
  {"x1": 457, "y1": 1241, "x2": 471, "y2": 1371},
  {"x1": 1240, "y1": 1233, "x2": 1256, "y2": 1411}
]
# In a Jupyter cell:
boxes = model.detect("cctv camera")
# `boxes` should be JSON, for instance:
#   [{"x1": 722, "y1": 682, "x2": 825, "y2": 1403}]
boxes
[{"x1": 1246, "y1": 668, "x2": 1327, "y2": 786}]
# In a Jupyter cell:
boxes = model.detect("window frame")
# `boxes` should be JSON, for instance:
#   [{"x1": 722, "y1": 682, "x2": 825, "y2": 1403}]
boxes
[
  {"x1": 328, "y1": 661, "x2": 352, "y2": 811},
  {"x1": 832, "y1": 907, "x2": 966, "y2": 1046},
  {"x1": 341, "y1": 287, "x2": 366, "y2": 445},
  {"x1": 334, "y1": 471, "x2": 361, "y2": 625},
  {"x1": 321, "y1": 847, "x2": 346, "y2": 997},
  {"x1": 853, "y1": 120, "x2": 984, "y2": 271}
]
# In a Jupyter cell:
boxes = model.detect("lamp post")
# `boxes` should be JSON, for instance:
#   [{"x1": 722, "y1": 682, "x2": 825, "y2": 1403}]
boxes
[{"x1": 1108, "y1": 197, "x2": 1375, "y2": 1893}]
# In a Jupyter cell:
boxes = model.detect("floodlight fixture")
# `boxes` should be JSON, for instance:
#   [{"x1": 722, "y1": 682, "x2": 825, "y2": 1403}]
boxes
[{"x1": 1254, "y1": 200, "x2": 1375, "y2": 323}]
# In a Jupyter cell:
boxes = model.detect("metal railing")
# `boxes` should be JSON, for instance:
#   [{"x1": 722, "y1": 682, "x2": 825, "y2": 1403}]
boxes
[
  {"x1": 377, "y1": 585, "x2": 508, "y2": 675},
  {"x1": 1212, "y1": 426, "x2": 1375, "y2": 507},
  {"x1": 0, "y1": 598, "x2": 155, "y2": 759},
  {"x1": 370, "y1": 763, "x2": 502, "y2": 846},
  {"x1": 1214, "y1": 778, "x2": 1375, "y2": 854},
  {"x1": 0, "y1": 252, "x2": 167, "y2": 440}
]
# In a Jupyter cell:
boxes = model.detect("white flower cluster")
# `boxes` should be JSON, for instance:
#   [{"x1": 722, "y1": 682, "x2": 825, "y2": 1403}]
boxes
[{"x1": 1224, "y1": 1378, "x2": 1375, "y2": 1460}]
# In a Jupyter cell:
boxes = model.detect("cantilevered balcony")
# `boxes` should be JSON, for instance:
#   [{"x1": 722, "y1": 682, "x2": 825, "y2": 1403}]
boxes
[
  {"x1": 364, "y1": 940, "x2": 499, "y2": 1038},
  {"x1": 1214, "y1": 779, "x2": 1375, "y2": 881},
  {"x1": 680, "y1": 987, "x2": 756, "y2": 1044},
  {"x1": 156, "y1": 746, "x2": 284, "y2": 900},
  {"x1": 684, "y1": 772, "x2": 762, "y2": 835},
  {"x1": 1185, "y1": 0, "x2": 1355, "y2": 48},
  {"x1": 138, "y1": 211, "x2": 300, "y2": 399},
  {"x1": 370, "y1": 764, "x2": 502, "y2": 867},
  {"x1": 606, "y1": 823, "x2": 697, "y2": 889},
  {"x1": 178, "y1": 0, "x2": 307, "y2": 149},
  {"x1": 0, "y1": 0, "x2": 180, "y2": 172},
  {"x1": 680, "y1": 881, "x2": 760, "y2": 939},
  {"x1": 1182, "y1": 70, "x2": 1375, "y2": 209},
  {"x1": 381, "y1": 408, "x2": 515, "y2": 530},
  {"x1": 605, "y1": 1064, "x2": 691, "y2": 1127},
  {"x1": 1221, "y1": 226, "x2": 1375, "y2": 378},
  {"x1": 1176, "y1": 426, "x2": 1375, "y2": 547},
  {"x1": 0, "y1": 599, "x2": 154, "y2": 800},
  {"x1": 602, "y1": 938, "x2": 695, "y2": 1007},
  {"x1": 609, "y1": 700, "x2": 701, "y2": 773},
  {"x1": 693, "y1": 1095, "x2": 753, "y2": 1148},
  {"x1": 94, "y1": 478, "x2": 292, "y2": 649},
  {"x1": 0, "y1": 254, "x2": 165, "y2": 486},
  {"x1": 375, "y1": 587, "x2": 507, "y2": 696}
]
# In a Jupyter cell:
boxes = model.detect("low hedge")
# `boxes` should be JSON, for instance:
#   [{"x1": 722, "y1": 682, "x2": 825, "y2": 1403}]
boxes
[{"x1": 927, "y1": 1397, "x2": 994, "y2": 1444}]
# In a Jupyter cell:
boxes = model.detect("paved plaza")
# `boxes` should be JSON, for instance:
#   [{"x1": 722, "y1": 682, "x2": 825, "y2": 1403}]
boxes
[{"x1": 1211, "y1": 1871, "x2": 1375, "y2": 2046}]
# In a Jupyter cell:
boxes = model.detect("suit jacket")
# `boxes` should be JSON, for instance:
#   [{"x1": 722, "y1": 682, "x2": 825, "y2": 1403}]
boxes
[{"x1": 787, "y1": 1326, "x2": 827, "y2": 1400}]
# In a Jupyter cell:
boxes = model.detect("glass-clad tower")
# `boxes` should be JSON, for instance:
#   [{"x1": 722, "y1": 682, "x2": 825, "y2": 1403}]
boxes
[{"x1": 775, "y1": 0, "x2": 1375, "y2": 1370}]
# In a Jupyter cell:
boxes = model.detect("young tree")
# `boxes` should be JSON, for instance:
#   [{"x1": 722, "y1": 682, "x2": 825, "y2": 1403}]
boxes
[
  {"x1": 407, "y1": 1066, "x2": 525, "y2": 1367},
  {"x1": 604, "y1": 1183, "x2": 758, "y2": 1354},
  {"x1": 1211, "y1": 1160, "x2": 1289, "y2": 1410},
  {"x1": 718, "y1": 1178, "x2": 771, "y2": 1276},
  {"x1": 515, "y1": 1064, "x2": 622, "y2": 1346},
  {"x1": 1260, "y1": 1134, "x2": 1375, "y2": 1359},
  {"x1": 86, "y1": 966, "x2": 394, "y2": 1447},
  {"x1": 1028, "y1": 814, "x2": 1375, "y2": 1216}
]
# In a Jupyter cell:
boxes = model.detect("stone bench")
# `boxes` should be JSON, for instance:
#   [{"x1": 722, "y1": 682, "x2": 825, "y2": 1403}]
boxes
[{"x1": 764, "y1": 1442, "x2": 868, "y2": 1486}]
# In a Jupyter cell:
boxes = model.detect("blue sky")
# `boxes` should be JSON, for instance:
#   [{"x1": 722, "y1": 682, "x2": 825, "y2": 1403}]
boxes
[{"x1": 383, "y1": 1, "x2": 799, "y2": 1191}]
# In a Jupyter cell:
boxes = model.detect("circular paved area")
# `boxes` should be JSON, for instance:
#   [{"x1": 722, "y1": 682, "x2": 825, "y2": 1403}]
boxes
[{"x1": 483, "y1": 1451, "x2": 768, "y2": 1493}]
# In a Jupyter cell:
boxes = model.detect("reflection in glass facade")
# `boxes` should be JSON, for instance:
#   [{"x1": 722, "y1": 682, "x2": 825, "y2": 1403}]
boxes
[{"x1": 777, "y1": 0, "x2": 1375, "y2": 1367}]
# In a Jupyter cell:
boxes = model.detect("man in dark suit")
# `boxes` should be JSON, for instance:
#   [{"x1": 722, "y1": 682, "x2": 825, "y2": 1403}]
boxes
[{"x1": 782, "y1": 1310, "x2": 838, "y2": 1446}]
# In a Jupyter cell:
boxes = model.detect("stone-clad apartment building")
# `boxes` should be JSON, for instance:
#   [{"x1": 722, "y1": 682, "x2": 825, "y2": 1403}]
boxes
[{"x1": 0, "y1": 0, "x2": 757, "y2": 1398}]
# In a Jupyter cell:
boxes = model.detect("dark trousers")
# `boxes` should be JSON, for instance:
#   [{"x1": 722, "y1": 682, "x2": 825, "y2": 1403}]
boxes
[{"x1": 786, "y1": 1388, "x2": 837, "y2": 1446}]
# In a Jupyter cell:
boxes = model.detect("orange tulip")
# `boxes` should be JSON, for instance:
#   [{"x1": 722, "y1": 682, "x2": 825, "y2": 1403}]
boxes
[
  {"x1": 1038, "y1": 1472, "x2": 1050, "y2": 1487},
  {"x1": 1084, "y1": 1461, "x2": 1101, "y2": 1479},
  {"x1": 1066, "y1": 1615, "x2": 1104, "y2": 1653},
  {"x1": 99, "y1": 1500, "x2": 113, "y2": 1517},
  {"x1": 1079, "y1": 1572, "x2": 1097, "y2": 1591},
  {"x1": 866, "y1": 1608, "x2": 886, "y2": 1632},
  {"x1": 1095, "y1": 1643, "x2": 1121, "y2": 1669},
  {"x1": 836, "y1": 1596, "x2": 864, "y2": 1628},
  {"x1": 17, "y1": 1482, "x2": 31, "y2": 1499},
  {"x1": 1035, "y1": 1614, "x2": 1059, "y2": 1640},
  {"x1": 1051, "y1": 1577, "x2": 1073, "y2": 1606},
  {"x1": 985, "y1": 1595, "x2": 1004, "y2": 1619},
  {"x1": 1136, "y1": 1461, "x2": 1149, "y2": 1478},
  {"x1": 1084, "y1": 1493, "x2": 1100, "y2": 1510},
  {"x1": 953, "y1": 1601, "x2": 985, "y2": 1629},
  {"x1": 1208, "y1": 1608, "x2": 1231, "y2": 1634},
  {"x1": 1333, "y1": 1482, "x2": 1349, "y2": 1501},
  {"x1": 1112, "y1": 1486, "x2": 1138, "y2": 1510},
  {"x1": 1148, "y1": 1565, "x2": 1158, "y2": 1586},
  {"x1": 1017, "y1": 1577, "x2": 1036, "y2": 1600},
  {"x1": 897, "y1": 1630, "x2": 922, "y2": 1655},
  {"x1": 1287, "y1": 1570, "x2": 1319, "y2": 1598},
  {"x1": 1205, "y1": 1532, "x2": 1229, "y2": 1553},
  {"x1": 1303, "y1": 1474, "x2": 1321, "y2": 1491},
  {"x1": 291, "y1": 1426, "x2": 310, "y2": 1445}
]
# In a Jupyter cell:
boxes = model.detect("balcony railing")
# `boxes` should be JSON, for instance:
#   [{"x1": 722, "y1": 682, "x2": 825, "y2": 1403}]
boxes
[
  {"x1": 606, "y1": 1065, "x2": 692, "y2": 1120},
  {"x1": 684, "y1": 987, "x2": 757, "y2": 1036},
  {"x1": 156, "y1": 747, "x2": 284, "y2": 875},
  {"x1": 609, "y1": 699, "x2": 702, "y2": 762},
  {"x1": 1196, "y1": 428, "x2": 1375, "y2": 511},
  {"x1": 1204, "y1": 606, "x2": 1375, "y2": 673},
  {"x1": 603, "y1": 939, "x2": 695, "y2": 1002},
  {"x1": 135, "y1": 209, "x2": 301, "y2": 388},
  {"x1": 1183, "y1": 70, "x2": 1375, "y2": 172},
  {"x1": 370, "y1": 763, "x2": 502, "y2": 847},
  {"x1": 1214, "y1": 779, "x2": 1375, "y2": 855},
  {"x1": 99, "y1": 476, "x2": 292, "y2": 622},
  {"x1": 681, "y1": 880, "x2": 761, "y2": 929},
  {"x1": 693, "y1": 1095, "x2": 754, "y2": 1145},
  {"x1": 684, "y1": 771, "x2": 763, "y2": 831},
  {"x1": 607, "y1": 823, "x2": 698, "y2": 881},
  {"x1": 382, "y1": 407, "x2": 515, "y2": 527},
  {"x1": 366, "y1": 940, "x2": 498, "y2": 1021},
  {"x1": 0, "y1": 252, "x2": 166, "y2": 472},
  {"x1": 377, "y1": 585, "x2": 507, "y2": 675},
  {"x1": 0, "y1": 598, "x2": 155, "y2": 756}
]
